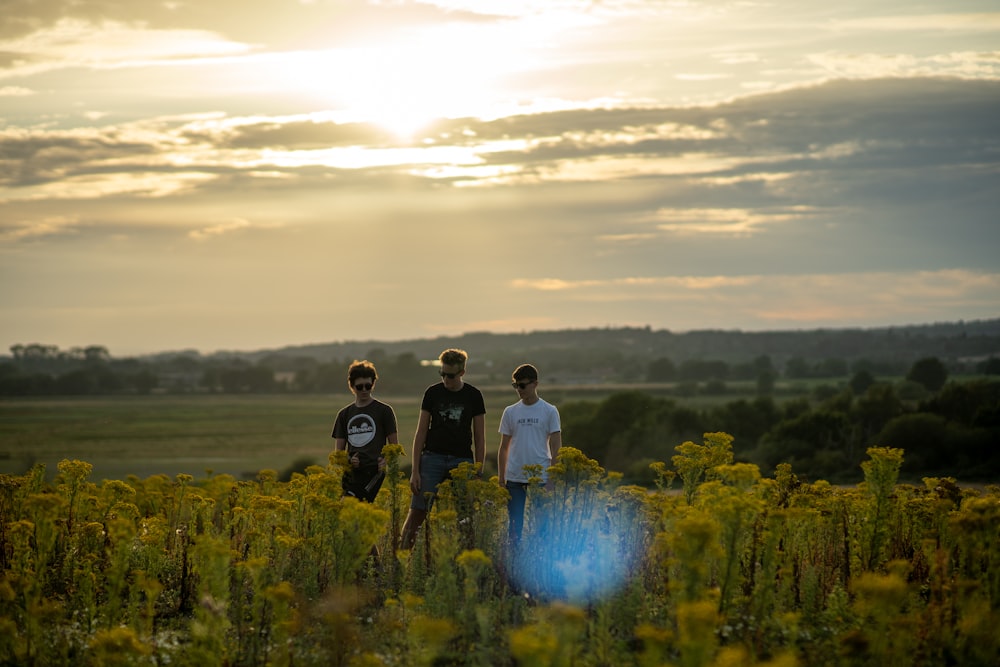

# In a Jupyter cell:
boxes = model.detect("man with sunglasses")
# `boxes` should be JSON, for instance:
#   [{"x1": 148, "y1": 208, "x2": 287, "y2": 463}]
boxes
[
  {"x1": 400, "y1": 348, "x2": 486, "y2": 549},
  {"x1": 498, "y1": 364, "x2": 561, "y2": 548},
  {"x1": 332, "y1": 360, "x2": 399, "y2": 502}
]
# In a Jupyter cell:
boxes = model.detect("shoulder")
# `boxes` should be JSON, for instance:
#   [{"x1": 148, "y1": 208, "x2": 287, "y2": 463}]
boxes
[{"x1": 462, "y1": 383, "x2": 485, "y2": 402}]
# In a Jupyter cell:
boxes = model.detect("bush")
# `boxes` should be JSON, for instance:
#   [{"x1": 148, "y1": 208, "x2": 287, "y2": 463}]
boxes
[
  {"x1": 907, "y1": 357, "x2": 948, "y2": 392},
  {"x1": 2, "y1": 447, "x2": 999, "y2": 665},
  {"x1": 876, "y1": 413, "x2": 951, "y2": 472}
]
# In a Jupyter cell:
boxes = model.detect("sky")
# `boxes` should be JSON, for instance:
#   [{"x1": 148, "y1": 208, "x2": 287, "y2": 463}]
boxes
[{"x1": 1, "y1": 0, "x2": 998, "y2": 357}]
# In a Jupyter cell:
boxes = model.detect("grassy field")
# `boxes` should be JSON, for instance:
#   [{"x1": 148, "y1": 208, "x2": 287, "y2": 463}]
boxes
[
  {"x1": 0, "y1": 377, "x2": 905, "y2": 482},
  {"x1": 0, "y1": 392, "x2": 513, "y2": 482}
]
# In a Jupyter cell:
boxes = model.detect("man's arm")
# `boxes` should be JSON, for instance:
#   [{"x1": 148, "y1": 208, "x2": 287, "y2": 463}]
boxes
[
  {"x1": 409, "y1": 410, "x2": 431, "y2": 494},
  {"x1": 497, "y1": 433, "x2": 512, "y2": 486},
  {"x1": 548, "y1": 431, "x2": 562, "y2": 460},
  {"x1": 473, "y1": 413, "x2": 486, "y2": 474}
]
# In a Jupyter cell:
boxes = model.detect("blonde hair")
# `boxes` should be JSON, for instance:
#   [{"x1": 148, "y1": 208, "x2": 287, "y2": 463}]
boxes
[{"x1": 439, "y1": 348, "x2": 468, "y2": 370}]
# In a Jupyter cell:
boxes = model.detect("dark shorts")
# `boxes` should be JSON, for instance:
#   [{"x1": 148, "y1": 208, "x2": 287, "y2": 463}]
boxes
[
  {"x1": 410, "y1": 451, "x2": 473, "y2": 511},
  {"x1": 343, "y1": 464, "x2": 384, "y2": 503}
]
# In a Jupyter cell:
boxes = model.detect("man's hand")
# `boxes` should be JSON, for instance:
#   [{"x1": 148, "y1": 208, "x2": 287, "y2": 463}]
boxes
[{"x1": 409, "y1": 471, "x2": 421, "y2": 495}]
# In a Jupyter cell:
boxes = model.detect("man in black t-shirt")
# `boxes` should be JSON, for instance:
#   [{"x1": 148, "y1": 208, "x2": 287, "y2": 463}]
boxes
[
  {"x1": 400, "y1": 348, "x2": 485, "y2": 549},
  {"x1": 332, "y1": 360, "x2": 399, "y2": 502}
]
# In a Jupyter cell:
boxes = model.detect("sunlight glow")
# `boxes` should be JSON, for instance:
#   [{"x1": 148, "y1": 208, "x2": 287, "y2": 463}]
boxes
[{"x1": 288, "y1": 23, "x2": 542, "y2": 138}]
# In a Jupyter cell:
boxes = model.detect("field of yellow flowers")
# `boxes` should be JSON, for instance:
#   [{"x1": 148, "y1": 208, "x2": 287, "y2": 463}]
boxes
[{"x1": 1, "y1": 434, "x2": 998, "y2": 666}]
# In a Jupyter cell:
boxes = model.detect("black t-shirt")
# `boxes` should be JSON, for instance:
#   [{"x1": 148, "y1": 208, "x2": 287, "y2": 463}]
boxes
[
  {"x1": 331, "y1": 399, "x2": 398, "y2": 467},
  {"x1": 421, "y1": 382, "x2": 486, "y2": 457}
]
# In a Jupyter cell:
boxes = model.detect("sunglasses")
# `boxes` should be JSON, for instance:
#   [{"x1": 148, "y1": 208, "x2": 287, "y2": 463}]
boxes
[
  {"x1": 353, "y1": 382, "x2": 373, "y2": 391},
  {"x1": 439, "y1": 371, "x2": 461, "y2": 379},
  {"x1": 512, "y1": 380, "x2": 536, "y2": 390}
]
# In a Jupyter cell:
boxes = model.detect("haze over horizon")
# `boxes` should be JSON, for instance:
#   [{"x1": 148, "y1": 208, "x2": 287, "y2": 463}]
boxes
[{"x1": 2, "y1": 1, "x2": 998, "y2": 357}]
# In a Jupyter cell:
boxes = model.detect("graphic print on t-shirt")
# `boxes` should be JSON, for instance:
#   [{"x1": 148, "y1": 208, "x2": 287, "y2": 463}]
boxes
[
  {"x1": 438, "y1": 405, "x2": 464, "y2": 423},
  {"x1": 346, "y1": 414, "x2": 376, "y2": 448}
]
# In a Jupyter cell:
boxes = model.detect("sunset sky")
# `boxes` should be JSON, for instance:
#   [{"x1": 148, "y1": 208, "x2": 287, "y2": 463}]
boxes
[{"x1": 2, "y1": 0, "x2": 998, "y2": 357}]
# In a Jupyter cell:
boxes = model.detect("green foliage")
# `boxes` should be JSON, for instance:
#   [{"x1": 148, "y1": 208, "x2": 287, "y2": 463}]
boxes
[
  {"x1": 907, "y1": 356, "x2": 949, "y2": 392},
  {"x1": 2, "y1": 441, "x2": 999, "y2": 665},
  {"x1": 671, "y1": 432, "x2": 734, "y2": 505},
  {"x1": 849, "y1": 369, "x2": 876, "y2": 395}
]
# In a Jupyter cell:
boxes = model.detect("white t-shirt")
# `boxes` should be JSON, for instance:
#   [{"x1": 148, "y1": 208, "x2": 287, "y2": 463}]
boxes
[{"x1": 499, "y1": 398, "x2": 561, "y2": 483}]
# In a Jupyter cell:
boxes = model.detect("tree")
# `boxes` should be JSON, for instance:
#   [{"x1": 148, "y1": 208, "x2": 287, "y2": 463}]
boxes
[
  {"x1": 978, "y1": 357, "x2": 1000, "y2": 375},
  {"x1": 679, "y1": 359, "x2": 729, "y2": 382},
  {"x1": 647, "y1": 357, "x2": 676, "y2": 382},
  {"x1": 876, "y1": 413, "x2": 951, "y2": 472},
  {"x1": 849, "y1": 369, "x2": 876, "y2": 395},
  {"x1": 785, "y1": 356, "x2": 810, "y2": 379},
  {"x1": 854, "y1": 383, "x2": 903, "y2": 441},
  {"x1": 907, "y1": 357, "x2": 948, "y2": 392},
  {"x1": 814, "y1": 358, "x2": 849, "y2": 378},
  {"x1": 756, "y1": 369, "x2": 776, "y2": 396},
  {"x1": 758, "y1": 409, "x2": 857, "y2": 475}
]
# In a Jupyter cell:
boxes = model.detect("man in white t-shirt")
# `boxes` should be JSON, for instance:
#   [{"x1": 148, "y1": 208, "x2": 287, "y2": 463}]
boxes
[{"x1": 497, "y1": 363, "x2": 561, "y2": 548}]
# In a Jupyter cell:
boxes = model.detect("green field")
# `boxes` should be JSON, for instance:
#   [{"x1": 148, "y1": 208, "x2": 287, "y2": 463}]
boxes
[
  {"x1": 0, "y1": 393, "x2": 516, "y2": 481},
  {"x1": 0, "y1": 378, "x2": 908, "y2": 482}
]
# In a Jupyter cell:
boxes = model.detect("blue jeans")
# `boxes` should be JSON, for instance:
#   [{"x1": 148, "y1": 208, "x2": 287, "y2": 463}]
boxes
[
  {"x1": 506, "y1": 481, "x2": 529, "y2": 545},
  {"x1": 410, "y1": 451, "x2": 473, "y2": 511}
]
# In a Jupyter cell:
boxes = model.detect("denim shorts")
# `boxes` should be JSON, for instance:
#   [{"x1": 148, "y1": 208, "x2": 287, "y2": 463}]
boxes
[{"x1": 410, "y1": 451, "x2": 473, "y2": 511}]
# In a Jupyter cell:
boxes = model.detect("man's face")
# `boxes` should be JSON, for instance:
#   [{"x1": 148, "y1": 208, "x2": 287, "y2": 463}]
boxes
[
  {"x1": 352, "y1": 376, "x2": 374, "y2": 397},
  {"x1": 440, "y1": 363, "x2": 465, "y2": 390},
  {"x1": 512, "y1": 377, "x2": 538, "y2": 401}
]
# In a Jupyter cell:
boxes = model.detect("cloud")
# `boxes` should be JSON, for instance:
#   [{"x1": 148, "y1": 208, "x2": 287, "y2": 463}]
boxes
[
  {"x1": 648, "y1": 206, "x2": 819, "y2": 236},
  {"x1": 0, "y1": 216, "x2": 78, "y2": 243},
  {"x1": 807, "y1": 51, "x2": 1000, "y2": 80},
  {"x1": 675, "y1": 73, "x2": 733, "y2": 81},
  {"x1": 830, "y1": 13, "x2": 1000, "y2": 32},
  {"x1": 2, "y1": 77, "x2": 996, "y2": 192},
  {"x1": 2, "y1": 77, "x2": 997, "y2": 290},
  {"x1": 0, "y1": 0, "x2": 483, "y2": 52},
  {"x1": 0, "y1": 18, "x2": 251, "y2": 79},
  {"x1": 0, "y1": 86, "x2": 34, "y2": 96},
  {"x1": 512, "y1": 274, "x2": 761, "y2": 293},
  {"x1": 188, "y1": 218, "x2": 250, "y2": 241},
  {"x1": 510, "y1": 270, "x2": 1000, "y2": 327}
]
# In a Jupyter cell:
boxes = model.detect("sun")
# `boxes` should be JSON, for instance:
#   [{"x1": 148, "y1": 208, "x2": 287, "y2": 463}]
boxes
[{"x1": 287, "y1": 23, "x2": 536, "y2": 139}]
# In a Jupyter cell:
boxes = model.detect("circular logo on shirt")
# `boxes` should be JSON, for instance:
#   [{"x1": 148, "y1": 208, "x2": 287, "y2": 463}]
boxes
[{"x1": 346, "y1": 414, "x2": 376, "y2": 448}]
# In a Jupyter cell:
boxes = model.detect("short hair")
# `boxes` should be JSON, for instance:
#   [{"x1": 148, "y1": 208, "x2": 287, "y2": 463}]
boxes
[
  {"x1": 439, "y1": 348, "x2": 468, "y2": 370},
  {"x1": 347, "y1": 360, "x2": 378, "y2": 384},
  {"x1": 512, "y1": 364, "x2": 538, "y2": 382}
]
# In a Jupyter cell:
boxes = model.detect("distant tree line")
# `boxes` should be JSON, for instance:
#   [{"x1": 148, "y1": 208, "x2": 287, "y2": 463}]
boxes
[
  {"x1": 243, "y1": 320, "x2": 1000, "y2": 371},
  {"x1": 2, "y1": 342, "x2": 999, "y2": 397},
  {"x1": 0, "y1": 344, "x2": 440, "y2": 396},
  {"x1": 562, "y1": 367, "x2": 1000, "y2": 484}
]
